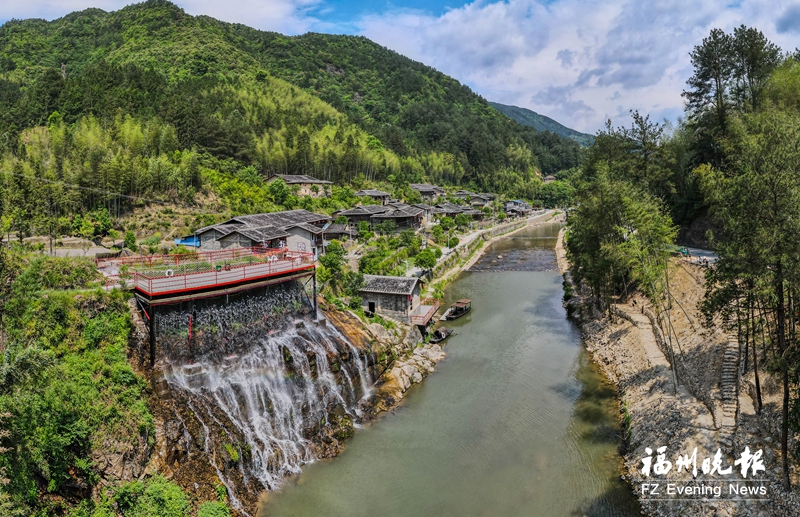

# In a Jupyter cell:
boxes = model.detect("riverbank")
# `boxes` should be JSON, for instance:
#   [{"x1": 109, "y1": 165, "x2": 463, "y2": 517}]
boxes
[
  {"x1": 424, "y1": 210, "x2": 564, "y2": 298},
  {"x1": 556, "y1": 231, "x2": 800, "y2": 517},
  {"x1": 259, "y1": 222, "x2": 640, "y2": 517},
  {"x1": 352, "y1": 213, "x2": 567, "y2": 417}
]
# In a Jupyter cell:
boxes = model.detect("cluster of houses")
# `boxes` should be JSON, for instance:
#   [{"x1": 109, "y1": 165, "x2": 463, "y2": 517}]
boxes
[
  {"x1": 189, "y1": 175, "x2": 537, "y2": 324},
  {"x1": 191, "y1": 174, "x2": 539, "y2": 257}
]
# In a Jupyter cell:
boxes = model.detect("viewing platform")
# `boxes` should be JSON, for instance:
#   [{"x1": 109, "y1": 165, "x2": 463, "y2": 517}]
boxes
[
  {"x1": 99, "y1": 247, "x2": 315, "y2": 305},
  {"x1": 410, "y1": 298, "x2": 440, "y2": 326}
]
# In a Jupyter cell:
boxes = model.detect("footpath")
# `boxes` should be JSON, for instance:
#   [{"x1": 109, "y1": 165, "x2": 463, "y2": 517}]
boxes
[{"x1": 556, "y1": 229, "x2": 799, "y2": 517}]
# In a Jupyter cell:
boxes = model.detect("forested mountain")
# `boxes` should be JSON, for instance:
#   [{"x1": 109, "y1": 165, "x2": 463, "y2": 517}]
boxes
[
  {"x1": 0, "y1": 0, "x2": 581, "y2": 207},
  {"x1": 489, "y1": 102, "x2": 594, "y2": 147}
]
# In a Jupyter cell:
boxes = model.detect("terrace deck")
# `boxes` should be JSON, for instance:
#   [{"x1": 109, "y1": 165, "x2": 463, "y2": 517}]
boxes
[{"x1": 108, "y1": 248, "x2": 315, "y2": 303}]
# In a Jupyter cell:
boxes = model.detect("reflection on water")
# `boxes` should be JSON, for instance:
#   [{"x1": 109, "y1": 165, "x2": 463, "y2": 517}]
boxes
[{"x1": 258, "y1": 222, "x2": 640, "y2": 517}]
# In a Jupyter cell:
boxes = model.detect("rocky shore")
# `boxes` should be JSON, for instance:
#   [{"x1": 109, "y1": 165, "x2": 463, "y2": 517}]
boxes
[{"x1": 556, "y1": 230, "x2": 800, "y2": 517}]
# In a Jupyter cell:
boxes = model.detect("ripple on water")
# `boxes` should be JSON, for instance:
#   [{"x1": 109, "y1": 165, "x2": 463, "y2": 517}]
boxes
[{"x1": 258, "y1": 223, "x2": 640, "y2": 517}]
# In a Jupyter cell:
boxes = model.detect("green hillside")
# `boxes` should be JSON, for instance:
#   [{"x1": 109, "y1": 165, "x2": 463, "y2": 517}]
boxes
[
  {"x1": 0, "y1": 0, "x2": 581, "y2": 201},
  {"x1": 489, "y1": 102, "x2": 594, "y2": 147}
]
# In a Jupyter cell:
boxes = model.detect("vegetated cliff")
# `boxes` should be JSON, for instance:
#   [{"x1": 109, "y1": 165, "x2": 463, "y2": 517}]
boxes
[
  {"x1": 123, "y1": 290, "x2": 446, "y2": 515},
  {"x1": 489, "y1": 102, "x2": 595, "y2": 147},
  {"x1": 561, "y1": 249, "x2": 800, "y2": 517}
]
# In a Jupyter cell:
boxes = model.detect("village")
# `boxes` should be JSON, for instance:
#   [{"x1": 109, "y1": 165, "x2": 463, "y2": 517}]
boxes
[{"x1": 61, "y1": 174, "x2": 547, "y2": 337}]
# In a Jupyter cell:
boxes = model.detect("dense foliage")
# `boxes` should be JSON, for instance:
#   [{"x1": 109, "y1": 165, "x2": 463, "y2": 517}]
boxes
[
  {"x1": 569, "y1": 24, "x2": 800, "y2": 490},
  {"x1": 0, "y1": 251, "x2": 153, "y2": 515},
  {"x1": 0, "y1": 0, "x2": 582, "y2": 214}
]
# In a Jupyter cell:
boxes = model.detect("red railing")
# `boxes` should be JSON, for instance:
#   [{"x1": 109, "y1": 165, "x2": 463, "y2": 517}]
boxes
[
  {"x1": 410, "y1": 298, "x2": 440, "y2": 325},
  {"x1": 129, "y1": 250, "x2": 315, "y2": 296},
  {"x1": 95, "y1": 246, "x2": 291, "y2": 269}
]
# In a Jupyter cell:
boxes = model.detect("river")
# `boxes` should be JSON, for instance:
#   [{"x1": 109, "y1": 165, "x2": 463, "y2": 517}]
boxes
[{"x1": 257, "y1": 222, "x2": 641, "y2": 517}]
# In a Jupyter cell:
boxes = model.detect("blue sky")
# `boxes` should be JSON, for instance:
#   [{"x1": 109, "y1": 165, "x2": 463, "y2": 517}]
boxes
[{"x1": 2, "y1": 0, "x2": 799, "y2": 133}]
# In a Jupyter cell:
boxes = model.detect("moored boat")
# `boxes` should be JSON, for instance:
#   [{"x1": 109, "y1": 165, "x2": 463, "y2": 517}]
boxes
[
  {"x1": 428, "y1": 327, "x2": 453, "y2": 344},
  {"x1": 440, "y1": 299, "x2": 472, "y2": 320}
]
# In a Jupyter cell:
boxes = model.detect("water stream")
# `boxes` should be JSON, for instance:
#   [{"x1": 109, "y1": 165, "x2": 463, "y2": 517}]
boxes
[
  {"x1": 257, "y1": 222, "x2": 641, "y2": 516},
  {"x1": 157, "y1": 284, "x2": 373, "y2": 512}
]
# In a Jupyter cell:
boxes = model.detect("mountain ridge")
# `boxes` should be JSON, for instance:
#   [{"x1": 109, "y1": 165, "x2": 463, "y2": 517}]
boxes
[
  {"x1": 489, "y1": 101, "x2": 594, "y2": 147},
  {"x1": 0, "y1": 0, "x2": 582, "y2": 197}
]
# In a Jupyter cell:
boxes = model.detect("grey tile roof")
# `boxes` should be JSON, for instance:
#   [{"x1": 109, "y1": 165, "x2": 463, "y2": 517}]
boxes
[
  {"x1": 195, "y1": 210, "x2": 330, "y2": 235},
  {"x1": 409, "y1": 183, "x2": 445, "y2": 193},
  {"x1": 323, "y1": 224, "x2": 357, "y2": 238},
  {"x1": 434, "y1": 203, "x2": 467, "y2": 214},
  {"x1": 355, "y1": 189, "x2": 390, "y2": 197},
  {"x1": 272, "y1": 174, "x2": 333, "y2": 185},
  {"x1": 338, "y1": 205, "x2": 391, "y2": 216},
  {"x1": 370, "y1": 206, "x2": 424, "y2": 219},
  {"x1": 196, "y1": 223, "x2": 242, "y2": 236},
  {"x1": 412, "y1": 203, "x2": 433, "y2": 210},
  {"x1": 232, "y1": 225, "x2": 289, "y2": 242},
  {"x1": 360, "y1": 275, "x2": 419, "y2": 295},
  {"x1": 290, "y1": 222, "x2": 324, "y2": 235}
]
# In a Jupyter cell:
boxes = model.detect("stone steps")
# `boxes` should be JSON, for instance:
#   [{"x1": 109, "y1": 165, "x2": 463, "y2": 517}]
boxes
[{"x1": 718, "y1": 334, "x2": 740, "y2": 429}]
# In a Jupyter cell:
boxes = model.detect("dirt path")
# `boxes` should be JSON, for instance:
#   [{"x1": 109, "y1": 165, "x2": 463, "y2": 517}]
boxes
[{"x1": 556, "y1": 228, "x2": 797, "y2": 516}]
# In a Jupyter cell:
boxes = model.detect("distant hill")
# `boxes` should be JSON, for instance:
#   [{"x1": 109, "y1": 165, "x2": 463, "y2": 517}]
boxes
[
  {"x1": 489, "y1": 102, "x2": 594, "y2": 147},
  {"x1": 0, "y1": 0, "x2": 584, "y2": 196}
]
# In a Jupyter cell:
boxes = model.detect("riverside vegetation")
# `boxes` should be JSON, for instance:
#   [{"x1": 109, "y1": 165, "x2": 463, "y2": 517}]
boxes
[
  {"x1": 565, "y1": 24, "x2": 800, "y2": 506},
  {"x1": 0, "y1": 2, "x2": 582, "y2": 515}
]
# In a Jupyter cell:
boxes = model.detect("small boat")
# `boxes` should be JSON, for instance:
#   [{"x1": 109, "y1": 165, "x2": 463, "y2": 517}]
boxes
[
  {"x1": 429, "y1": 327, "x2": 453, "y2": 344},
  {"x1": 440, "y1": 299, "x2": 472, "y2": 321}
]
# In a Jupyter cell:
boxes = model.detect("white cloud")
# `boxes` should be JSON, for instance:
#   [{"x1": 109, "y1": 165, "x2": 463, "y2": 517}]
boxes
[
  {"x1": 0, "y1": 0, "x2": 322, "y2": 34},
  {"x1": 356, "y1": 0, "x2": 800, "y2": 133}
]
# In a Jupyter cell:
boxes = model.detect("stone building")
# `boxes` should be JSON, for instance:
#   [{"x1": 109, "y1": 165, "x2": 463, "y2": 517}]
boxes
[
  {"x1": 359, "y1": 275, "x2": 422, "y2": 323},
  {"x1": 265, "y1": 174, "x2": 333, "y2": 197},
  {"x1": 195, "y1": 209, "x2": 330, "y2": 258},
  {"x1": 354, "y1": 189, "x2": 391, "y2": 205}
]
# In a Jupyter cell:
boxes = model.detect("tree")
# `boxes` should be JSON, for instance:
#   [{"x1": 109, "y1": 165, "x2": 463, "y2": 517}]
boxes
[
  {"x1": 730, "y1": 25, "x2": 781, "y2": 112},
  {"x1": 439, "y1": 216, "x2": 454, "y2": 231},
  {"x1": 567, "y1": 165, "x2": 676, "y2": 315},
  {"x1": 108, "y1": 229, "x2": 121, "y2": 248},
  {"x1": 414, "y1": 249, "x2": 436, "y2": 270},
  {"x1": 357, "y1": 220, "x2": 373, "y2": 241},
  {"x1": 696, "y1": 108, "x2": 800, "y2": 489},
  {"x1": 375, "y1": 220, "x2": 396, "y2": 235},
  {"x1": 454, "y1": 213, "x2": 470, "y2": 228},
  {"x1": 124, "y1": 230, "x2": 137, "y2": 250},
  {"x1": 267, "y1": 178, "x2": 291, "y2": 206},
  {"x1": 684, "y1": 28, "x2": 733, "y2": 133}
]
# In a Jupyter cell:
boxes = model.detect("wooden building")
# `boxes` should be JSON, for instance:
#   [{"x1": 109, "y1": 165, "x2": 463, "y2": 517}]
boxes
[
  {"x1": 369, "y1": 206, "x2": 424, "y2": 230},
  {"x1": 335, "y1": 205, "x2": 391, "y2": 226},
  {"x1": 410, "y1": 183, "x2": 446, "y2": 202}
]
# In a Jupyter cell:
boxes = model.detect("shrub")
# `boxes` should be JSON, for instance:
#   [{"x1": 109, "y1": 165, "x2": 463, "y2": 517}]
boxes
[{"x1": 198, "y1": 502, "x2": 231, "y2": 517}]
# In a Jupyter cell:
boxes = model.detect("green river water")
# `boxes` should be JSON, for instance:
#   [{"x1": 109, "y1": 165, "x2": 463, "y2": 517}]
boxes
[{"x1": 258, "y1": 222, "x2": 641, "y2": 517}]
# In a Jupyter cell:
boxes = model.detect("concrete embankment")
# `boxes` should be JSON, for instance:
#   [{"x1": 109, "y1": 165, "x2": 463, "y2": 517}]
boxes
[
  {"x1": 556, "y1": 230, "x2": 800, "y2": 517},
  {"x1": 426, "y1": 211, "x2": 564, "y2": 297}
]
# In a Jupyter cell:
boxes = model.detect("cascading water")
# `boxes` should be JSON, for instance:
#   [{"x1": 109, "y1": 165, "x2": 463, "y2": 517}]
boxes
[{"x1": 156, "y1": 284, "x2": 373, "y2": 512}]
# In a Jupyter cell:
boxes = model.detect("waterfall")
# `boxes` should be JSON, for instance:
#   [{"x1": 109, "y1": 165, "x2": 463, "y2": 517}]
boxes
[{"x1": 156, "y1": 284, "x2": 373, "y2": 511}]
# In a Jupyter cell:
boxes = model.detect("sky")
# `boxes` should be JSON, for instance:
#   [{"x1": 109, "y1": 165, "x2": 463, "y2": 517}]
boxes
[{"x1": 2, "y1": 0, "x2": 800, "y2": 134}]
